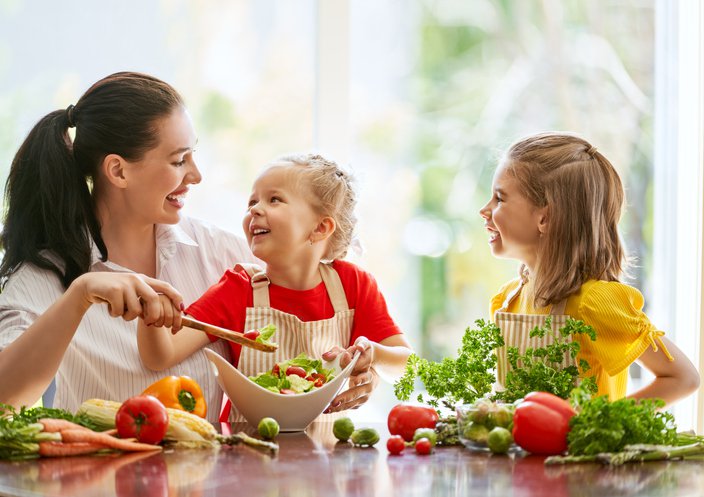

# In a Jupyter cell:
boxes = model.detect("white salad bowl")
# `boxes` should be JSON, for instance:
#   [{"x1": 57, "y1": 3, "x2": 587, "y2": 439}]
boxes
[{"x1": 204, "y1": 348, "x2": 360, "y2": 432}]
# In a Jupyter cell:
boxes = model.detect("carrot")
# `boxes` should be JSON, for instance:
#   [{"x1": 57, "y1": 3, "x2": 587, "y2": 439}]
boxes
[
  {"x1": 59, "y1": 429, "x2": 162, "y2": 452},
  {"x1": 38, "y1": 441, "x2": 108, "y2": 457},
  {"x1": 39, "y1": 418, "x2": 92, "y2": 433}
]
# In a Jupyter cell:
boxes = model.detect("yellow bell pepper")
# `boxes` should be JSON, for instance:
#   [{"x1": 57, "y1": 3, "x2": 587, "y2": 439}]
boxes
[{"x1": 142, "y1": 375, "x2": 207, "y2": 418}]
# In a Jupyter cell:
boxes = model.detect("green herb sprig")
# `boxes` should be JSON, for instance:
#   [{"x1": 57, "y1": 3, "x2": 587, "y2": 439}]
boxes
[
  {"x1": 566, "y1": 389, "x2": 677, "y2": 456},
  {"x1": 494, "y1": 317, "x2": 598, "y2": 403},
  {"x1": 394, "y1": 319, "x2": 504, "y2": 409}
]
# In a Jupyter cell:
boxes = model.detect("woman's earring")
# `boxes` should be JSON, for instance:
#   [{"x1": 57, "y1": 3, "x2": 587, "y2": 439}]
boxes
[{"x1": 309, "y1": 239, "x2": 314, "y2": 246}]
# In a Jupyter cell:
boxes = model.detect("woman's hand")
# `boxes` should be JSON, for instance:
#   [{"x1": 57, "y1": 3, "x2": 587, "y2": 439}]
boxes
[
  {"x1": 322, "y1": 338, "x2": 379, "y2": 413},
  {"x1": 76, "y1": 272, "x2": 184, "y2": 330}
]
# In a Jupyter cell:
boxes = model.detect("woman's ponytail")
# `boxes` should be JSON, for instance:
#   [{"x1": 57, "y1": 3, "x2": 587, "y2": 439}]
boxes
[{"x1": 0, "y1": 109, "x2": 102, "y2": 288}]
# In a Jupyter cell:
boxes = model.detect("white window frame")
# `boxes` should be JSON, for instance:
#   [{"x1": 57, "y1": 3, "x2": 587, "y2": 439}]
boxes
[{"x1": 653, "y1": 0, "x2": 704, "y2": 431}]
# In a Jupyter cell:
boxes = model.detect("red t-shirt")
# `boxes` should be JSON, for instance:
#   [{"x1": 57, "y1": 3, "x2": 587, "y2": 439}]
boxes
[{"x1": 185, "y1": 260, "x2": 402, "y2": 366}]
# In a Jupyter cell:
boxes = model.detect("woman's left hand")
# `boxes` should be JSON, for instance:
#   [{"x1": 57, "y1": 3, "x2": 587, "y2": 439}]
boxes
[{"x1": 322, "y1": 338, "x2": 379, "y2": 413}]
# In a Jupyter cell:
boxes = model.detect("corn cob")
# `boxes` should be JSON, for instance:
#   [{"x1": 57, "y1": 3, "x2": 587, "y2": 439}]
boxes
[{"x1": 78, "y1": 399, "x2": 218, "y2": 448}]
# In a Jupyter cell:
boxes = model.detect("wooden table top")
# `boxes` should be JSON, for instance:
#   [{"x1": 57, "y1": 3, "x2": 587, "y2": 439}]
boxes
[{"x1": 1, "y1": 420, "x2": 703, "y2": 497}]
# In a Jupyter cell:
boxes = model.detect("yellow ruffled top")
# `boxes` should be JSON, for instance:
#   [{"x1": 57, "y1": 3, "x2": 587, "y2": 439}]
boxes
[{"x1": 490, "y1": 278, "x2": 673, "y2": 400}]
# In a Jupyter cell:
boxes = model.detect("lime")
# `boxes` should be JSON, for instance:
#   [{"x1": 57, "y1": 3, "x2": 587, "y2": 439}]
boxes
[
  {"x1": 412, "y1": 428, "x2": 437, "y2": 447},
  {"x1": 350, "y1": 427, "x2": 380, "y2": 447},
  {"x1": 258, "y1": 417, "x2": 280, "y2": 440},
  {"x1": 489, "y1": 405, "x2": 513, "y2": 428},
  {"x1": 469, "y1": 400, "x2": 491, "y2": 424},
  {"x1": 487, "y1": 427, "x2": 513, "y2": 454},
  {"x1": 462, "y1": 421, "x2": 490, "y2": 444},
  {"x1": 333, "y1": 417, "x2": 355, "y2": 442}
]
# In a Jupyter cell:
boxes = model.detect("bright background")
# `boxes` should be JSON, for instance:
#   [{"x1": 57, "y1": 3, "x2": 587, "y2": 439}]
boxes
[{"x1": 1, "y1": 0, "x2": 702, "y2": 429}]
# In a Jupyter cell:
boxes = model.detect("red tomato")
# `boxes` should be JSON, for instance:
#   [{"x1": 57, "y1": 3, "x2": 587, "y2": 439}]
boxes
[
  {"x1": 285, "y1": 366, "x2": 307, "y2": 378},
  {"x1": 388, "y1": 404, "x2": 439, "y2": 442},
  {"x1": 243, "y1": 330, "x2": 260, "y2": 340},
  {"x1": 279, "y1": 389, "x2": 296, "y2": 395},
  {"x1": 512, "y1": 401, "x2": 570, "y2": 455},
  {"x1": 115, "y1": 395, "x2": 169, "y2": 445},
  {"x1": 386, "y1": 435, "x2": 406, "y2": 455},
  {"x1": 414, "y1": 438, "x2": 432, "y2": 455},
  {"x1": 272, "y1": 364, "x2": 281, "y2": 377}
]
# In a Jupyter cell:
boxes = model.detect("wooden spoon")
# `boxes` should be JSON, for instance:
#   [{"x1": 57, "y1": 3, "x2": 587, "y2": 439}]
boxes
[{"x1": 182, "y1": 316, "x2": 277, "y2": 353}]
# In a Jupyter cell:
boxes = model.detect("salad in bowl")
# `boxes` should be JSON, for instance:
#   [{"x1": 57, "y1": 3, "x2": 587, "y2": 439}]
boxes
[
  {"x1": 249, "y1": 354, "x2": 336, "y2": 395},
  {"x1": 205, "y1": 348, "x2": 360, "y2": 431}
]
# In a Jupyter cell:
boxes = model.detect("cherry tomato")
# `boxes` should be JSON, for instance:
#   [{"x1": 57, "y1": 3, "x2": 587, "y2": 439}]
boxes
[
  {"x1": 415, "y1": 437, "x2": 432, "y2": 455},
  {"x1": 306, "y1": 373, "x2": 326, "y2": 387},
  {"x1": 279, "y1": 389, "x2": 296, "y2": 395},
  {"x1": 285, "y1": 366, "x2": 307, "y2": 378},
  {"x1": 272, "y1": 364, "x2": 281, "y2": 377},
  {"x1": 243, "y1": 330, "x2": 260, "y2": 340},
  {"x1": 115, "y1": 395, "x2": 169, "y2": 445},
  {"x1": 388, "y1": 404, "x2": 439, "y2": 442},
  {"x1": 386, "y1": 435, "x2": 406, "y2": 455}
]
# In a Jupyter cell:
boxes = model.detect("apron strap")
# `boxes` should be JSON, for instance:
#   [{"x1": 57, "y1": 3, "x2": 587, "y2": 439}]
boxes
[
  {"x1": 497, "y1": 280, "x2": 525, "y2": 314},
  {"x1": 496, "y1": 280, "x2": 569, "y2": 317},
  {"x1": 234, "y1": 263, "x2": 270, "y2": 308},
  {"x1": 319, "y1": 263, "x2": 349, "y2": 312}
]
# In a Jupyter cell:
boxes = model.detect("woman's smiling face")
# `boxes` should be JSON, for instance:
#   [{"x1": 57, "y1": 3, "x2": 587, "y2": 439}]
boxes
[
  {"x1": 121, "y1": 106, "x2": 201, "y2": 225},
  {"x1": 479, "y1": 162, "x2": 546, "y2": 269}
]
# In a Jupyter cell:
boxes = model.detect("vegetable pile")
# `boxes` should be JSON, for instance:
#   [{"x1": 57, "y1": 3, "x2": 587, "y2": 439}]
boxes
[
  {"x1": 249, "y1": 353, "x2": 335, "y2": 394},
  {"x1": 0, "y1": 404, "x2": 160, "y2": 460},
  {"x1": 457, "y1": 399, "x2": 516, "y2": 454}
]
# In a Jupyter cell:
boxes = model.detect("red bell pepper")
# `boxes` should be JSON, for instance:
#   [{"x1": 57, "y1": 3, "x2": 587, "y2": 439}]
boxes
[{"x1": 512, "y1": 392, "x2": 576, "y2": 455}]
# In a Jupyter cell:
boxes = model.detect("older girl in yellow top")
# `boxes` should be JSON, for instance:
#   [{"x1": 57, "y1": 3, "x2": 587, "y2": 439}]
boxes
[{"x1": 479, "y1": 132, "x2": 699, "y2": 404}]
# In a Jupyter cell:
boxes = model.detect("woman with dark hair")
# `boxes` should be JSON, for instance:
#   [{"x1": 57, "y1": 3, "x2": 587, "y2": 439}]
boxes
[{"x1": 0, "y1": 72, "x2": 255, "y2": 422}]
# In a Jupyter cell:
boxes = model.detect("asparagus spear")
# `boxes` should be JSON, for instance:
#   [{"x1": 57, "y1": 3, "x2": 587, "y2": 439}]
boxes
[
  {"x1": 216, "y1": 432, "x2": 279, "y2": 454},
  {"x1": 545, "y1": 442, "x2": 704, "y2": 466}
]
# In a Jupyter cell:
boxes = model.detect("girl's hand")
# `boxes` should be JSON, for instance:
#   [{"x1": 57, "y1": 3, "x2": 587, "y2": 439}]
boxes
[
  {"x1": 322, "y1": 338, "x2": 379, "y2": 413},
  {"x1": 74, "y1": 272, "x2": 184, "y2": 328}
]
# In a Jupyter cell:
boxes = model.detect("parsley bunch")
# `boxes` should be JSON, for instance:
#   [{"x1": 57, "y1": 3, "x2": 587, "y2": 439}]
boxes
[
  {"x1": 493, "y1": 317, "x2": 598, "y2": 403},
  {"x1": 393, "y1": 319, "x2": 504, "y2": 409},
  {"x1": 567, "y1": 389, "x2": 677, "y2": 456}
]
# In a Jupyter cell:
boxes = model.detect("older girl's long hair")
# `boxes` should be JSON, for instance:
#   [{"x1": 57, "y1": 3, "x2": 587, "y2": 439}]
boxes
[{"x1": 504, "y1": 132, "x2": 626, "y2": 307}]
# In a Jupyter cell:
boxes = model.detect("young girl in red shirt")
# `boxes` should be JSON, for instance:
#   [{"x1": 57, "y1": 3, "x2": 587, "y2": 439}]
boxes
[{"x1": 138, "y1": 154, "x2": 412, "y2": 418}]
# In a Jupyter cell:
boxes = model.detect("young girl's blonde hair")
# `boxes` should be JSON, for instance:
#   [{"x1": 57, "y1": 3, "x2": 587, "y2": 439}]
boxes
[
  {"x1": 503, "y1": 132, "x2": 626, "y2": 307},
  {"x1": 278, "y1": 153, "x2": 357, "y2": 261}
]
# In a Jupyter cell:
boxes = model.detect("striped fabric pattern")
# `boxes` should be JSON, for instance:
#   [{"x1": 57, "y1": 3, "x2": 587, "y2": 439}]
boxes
[
  {"x1": 494, "y1": 312, "x2": 571, "y2": 387},
  {"x1": 0, "y1": 217, "x2": 257, "y2": 424},
  {"x1": 232, "y1": 263, "x2": 354, "y2": 422}
]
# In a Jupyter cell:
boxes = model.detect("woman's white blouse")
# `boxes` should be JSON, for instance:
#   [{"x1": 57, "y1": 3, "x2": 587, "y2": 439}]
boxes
[{"x1": 0, "y1": 217, "x2": 256, "y2": 423}]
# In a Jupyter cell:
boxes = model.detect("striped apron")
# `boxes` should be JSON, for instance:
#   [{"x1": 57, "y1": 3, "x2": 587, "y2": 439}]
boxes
[
  {"x1": 494, "y1": 281, "x2": 572, "y2": 390},
  {"x1": 220, "y1": 262, "x2": 355, "y2": 422}
]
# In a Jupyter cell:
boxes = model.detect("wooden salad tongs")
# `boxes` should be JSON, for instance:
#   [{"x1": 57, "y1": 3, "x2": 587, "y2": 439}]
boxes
[{"x1": 181, "y1": 316, "x2": 278, "y2": 353}]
